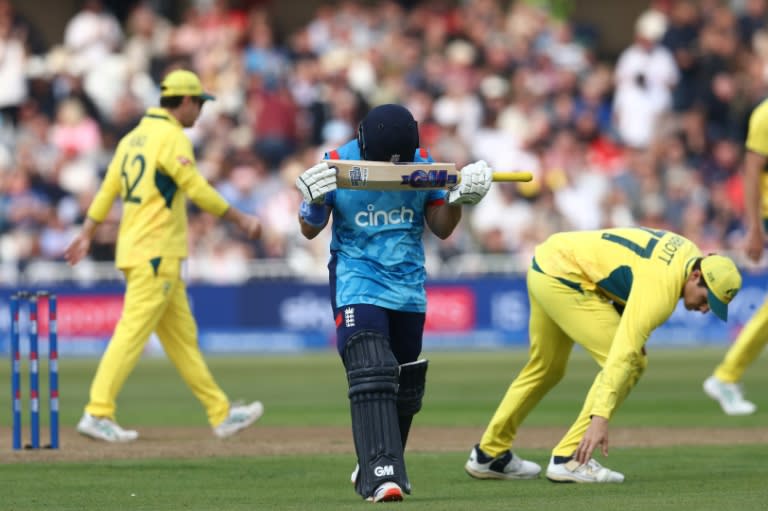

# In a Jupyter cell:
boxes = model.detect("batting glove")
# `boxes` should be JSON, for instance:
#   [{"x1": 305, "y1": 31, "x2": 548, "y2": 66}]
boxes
[
  {"x1": 448, "y1": 160, "x2": 492, "y2": 205},
  {"x1": 296, "y1": 162, "x2": 337, "y2": 204}
]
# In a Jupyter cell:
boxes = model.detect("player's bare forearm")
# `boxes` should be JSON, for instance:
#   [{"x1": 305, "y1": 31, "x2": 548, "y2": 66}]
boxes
[
  {"x1": 81, "y1": 217, "x2": 100, "y2": 237},
  {"x1": 425, "y1": 203, "x2": 461, "y2": 240},
  {"x1": 298, "y1": 214, "x2": 327, "y2": 239},
  {"x1": 64, "y1": 217, "x2": 100, "y2": 266},
  {"x1": 297, "y1": 201, "x2": 330, "y2": 238}
]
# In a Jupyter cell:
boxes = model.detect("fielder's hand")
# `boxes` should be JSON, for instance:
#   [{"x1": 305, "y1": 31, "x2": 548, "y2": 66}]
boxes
[
  {"x1": 296, "y1": 162, "x2": 337, "y2": 204},
  {"x1": 575, "y1": 415, "x2": 610, "y2": 464},
  {"x1": 448, "y1": 160, "x2": 492, "y2": 205},
  {"x1": 745, "y1": 226, "x2": 765, "y2": 263},
  {"x1": 223, "y1": 208, "x2": 262, "y2": 239},
  {"x1": 64, "y1": 232, "x2": 91, "y2": 266},
  {"x1": 236, "y1": 214, "x2": 262, "y2": 240}
]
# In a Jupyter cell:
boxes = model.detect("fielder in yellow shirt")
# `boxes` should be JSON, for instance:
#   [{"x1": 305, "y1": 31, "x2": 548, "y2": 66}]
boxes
[
  {"x1": 65, "y1": 69, "x2": 264, "y2": 442},
  {"x1": 464, "y1": 227, "x2": 742, "y2": 483},
  {"x1": 703, "y1": 98, "x2": 768, "y2": 416}
]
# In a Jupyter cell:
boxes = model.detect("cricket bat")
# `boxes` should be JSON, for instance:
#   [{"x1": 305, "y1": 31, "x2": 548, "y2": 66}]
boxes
[{"x1": 327, "y1": 160, "x2": 533, "y2": 191}]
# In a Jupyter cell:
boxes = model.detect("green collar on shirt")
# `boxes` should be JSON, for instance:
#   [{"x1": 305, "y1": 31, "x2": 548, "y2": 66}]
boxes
[{"x1": 144, "y1": 107, "x2": 182, "y2": 128}]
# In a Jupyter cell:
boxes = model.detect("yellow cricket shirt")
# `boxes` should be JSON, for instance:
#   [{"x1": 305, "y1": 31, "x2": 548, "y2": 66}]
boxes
[
  {"x1": 533, "y1": 227, "x2": 702, "y2": 418},
  {"x1": 87, "y1": 107, "x2": 229, "y2": 269},
  {"x1": 745, "y1": 98, "x2": 768, "y2": 219}
]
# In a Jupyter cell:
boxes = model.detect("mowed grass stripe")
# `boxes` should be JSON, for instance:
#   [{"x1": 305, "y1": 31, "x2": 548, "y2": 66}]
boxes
[
  {"x1": 1, "y1": 445, "x2": 767, "y2": 510},
  {"x1": 1, "y1": 349, "x2": 767, "y2": 509},
  {"x1": 1, "y1": 349, "x2": 765, "y2": 428}
]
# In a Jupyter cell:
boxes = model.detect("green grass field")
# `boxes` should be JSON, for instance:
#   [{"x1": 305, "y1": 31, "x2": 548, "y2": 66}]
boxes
[{"x1": 1, "y1": 348, "x2": 767, "y2": 510}]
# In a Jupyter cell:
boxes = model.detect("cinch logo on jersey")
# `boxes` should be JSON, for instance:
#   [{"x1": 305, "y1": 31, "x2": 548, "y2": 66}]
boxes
[
  {"x1": 400, "y1": 168, "x2": 458, "y2": 188},
  {"x1": 374, "y1": 465, "x2": 394, "y2": 477},
  {"x1": 355, "y1": 205, "x2": 415, "y2": 227},
  {"x1": 344, "y1": 307, "x2": 355, "y2": 327}
]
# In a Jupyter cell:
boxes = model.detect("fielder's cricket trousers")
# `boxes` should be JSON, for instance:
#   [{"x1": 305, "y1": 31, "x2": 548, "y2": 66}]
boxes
[
  {"x1": 712, "y1": 217, "x2": 768, "y2": 382},
  {"x1": 85, "y1": 257, "x2": 230, "y2": 426},
  {"x1": 480, "y1": 268, "x2": 647, "y2": 458}
]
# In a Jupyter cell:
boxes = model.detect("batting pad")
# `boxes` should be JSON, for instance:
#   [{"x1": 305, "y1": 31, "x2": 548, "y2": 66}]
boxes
[
  {"x1": 344, "y1": 330, "x2": 410, "y2": 498},
  {"x1": 397, "y1": 359, "x2": 428, "y2": 415}
]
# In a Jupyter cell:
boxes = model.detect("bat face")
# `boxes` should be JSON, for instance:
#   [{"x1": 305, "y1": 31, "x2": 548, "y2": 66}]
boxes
[
  {"x1": 399, "y1": 168, "x2": 458, "y2": 188},
  {"x1": 328, "y1": 159, "x2": 533, "y2": 190},
  {"x1": 331, "y1": 160, "x2": 460, "y2": 190}
]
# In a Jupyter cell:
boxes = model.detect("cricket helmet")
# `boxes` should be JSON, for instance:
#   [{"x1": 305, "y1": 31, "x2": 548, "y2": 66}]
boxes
[{"x1": 357, "y1": 104, "x2": 419, "y2": 162}]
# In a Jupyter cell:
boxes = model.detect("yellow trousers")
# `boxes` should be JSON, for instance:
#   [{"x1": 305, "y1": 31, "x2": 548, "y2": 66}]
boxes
[
  {"x1": 714, "y1": 298, "x2": 768, "y2": 382},
  {"x1": 479, "y1": 269, "x2": 647, "y2": 458},
  {"x1": 85, "y1": 258, "x2": 230, "y2": 426}
]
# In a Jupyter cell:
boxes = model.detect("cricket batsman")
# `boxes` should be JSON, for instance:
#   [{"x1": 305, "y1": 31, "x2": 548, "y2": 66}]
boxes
[
  {"x1": 295, "y1": 103, "x2": 495, "y2": 502},
  {"x1": 65, "y1": 69, "x2": 264, "y2": 442},
  {"x1": 465, "y1": 227, "x2": 742, "y2": 483}
]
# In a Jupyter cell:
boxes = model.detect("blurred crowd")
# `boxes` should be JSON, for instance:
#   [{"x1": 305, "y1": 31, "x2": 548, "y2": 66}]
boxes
[{"x1": 0, "y1": 0, "x2": 767, "y2": 283}]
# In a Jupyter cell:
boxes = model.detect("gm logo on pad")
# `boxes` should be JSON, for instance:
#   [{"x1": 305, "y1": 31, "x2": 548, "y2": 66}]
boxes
[{"x1": 374, "y1": 465, "x2": 395, "y2": 477}]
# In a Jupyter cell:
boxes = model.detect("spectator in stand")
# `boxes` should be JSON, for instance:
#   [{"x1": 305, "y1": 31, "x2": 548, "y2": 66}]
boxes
[
  {"x1": 50, "y1": 98, "x2": 102, "y2": 158},
  {"x1": 0, "y1": 13, "x2": 28, "y2": 126},
  {"x1": 63, "y1": 0, "x2": 123, "y2": 72},
  {"x1": 662, "y1": 0, "x2": 701, "y2": 112},
  {"x1": 0, "y1": 0, "x2": 47, "y2": 56},
  {"x1": 247, "y1": 76, "x2": 299, "y2": 169},
  {"x1": 614, "y1": 9, "x2": 679, "y2": 149},
  {"x1": 122, "y1": 1, "x2": 174, "y2": 77},
  {"x1": 737, "y1": 0, "x2": 767, "y2": 47},
  {"x1": 243, "y1": 15, "x2": 288, "y2": 86}
]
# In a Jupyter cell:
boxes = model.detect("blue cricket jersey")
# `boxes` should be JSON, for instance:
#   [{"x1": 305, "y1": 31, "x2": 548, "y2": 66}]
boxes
[{"x1": 324, "y1": 140, "x2": 447, "y2": 312}]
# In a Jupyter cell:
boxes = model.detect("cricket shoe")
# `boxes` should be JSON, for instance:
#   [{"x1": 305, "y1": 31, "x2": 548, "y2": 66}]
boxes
[
  {"x1": 371, "y1": 482, "x2": 403, "y2": 503},
  {"x1": 76, "y1": 413, "x2": 139, "y2": 442},
  {"x1": 213, "y1": 401, "x2": 264, "y2": 438},
  {"x1": 464, "y1": 444, "x2": 541, "y2": 480},
  {"x1": 703, "y1": 376, "x2": 757, "y2": 416},
  {"x1": 352, "y1": 466, "x2": 408, "y2": 502},
  {"x1": 546, "y1": 457, "x2": 624, "y2": 483}
]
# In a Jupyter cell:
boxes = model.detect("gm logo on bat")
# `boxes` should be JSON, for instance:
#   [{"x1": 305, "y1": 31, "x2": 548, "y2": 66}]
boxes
[{"x1": 400, "y1": 169, "x2": 458, "y2": 188}]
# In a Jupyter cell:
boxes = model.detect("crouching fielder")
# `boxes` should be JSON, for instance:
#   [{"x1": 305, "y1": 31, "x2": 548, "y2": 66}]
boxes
[
  {"x1": 296, "y1": 104, "x2": 493, "y2": 502},
  {"x1": 465, "y1": 228, "x2": 742, "y2": 484}
]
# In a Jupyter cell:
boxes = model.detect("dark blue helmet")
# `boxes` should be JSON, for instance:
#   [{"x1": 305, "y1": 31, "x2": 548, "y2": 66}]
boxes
[{"x1": 357, "y1": 104, "x2": 419, "y2": 162}]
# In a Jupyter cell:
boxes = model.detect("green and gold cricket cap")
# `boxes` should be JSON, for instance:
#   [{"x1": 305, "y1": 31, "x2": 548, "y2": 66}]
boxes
[
  {"x1": 160, "y1": 70, "x2": 215, "y2": 101},
  {"x1": 701, "y1": 255, "x2": 742, "y2": 322}
]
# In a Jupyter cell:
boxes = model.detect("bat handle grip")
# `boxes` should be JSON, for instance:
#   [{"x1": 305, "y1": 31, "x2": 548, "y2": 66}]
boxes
[{"x1": 492, "y1": 171, "x2": 533, "y2": 183}]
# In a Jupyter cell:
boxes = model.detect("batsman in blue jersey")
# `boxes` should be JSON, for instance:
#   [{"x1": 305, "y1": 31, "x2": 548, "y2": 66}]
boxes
[{"x1": 296, "y1": 104, "x2": 493, "y2": 502}]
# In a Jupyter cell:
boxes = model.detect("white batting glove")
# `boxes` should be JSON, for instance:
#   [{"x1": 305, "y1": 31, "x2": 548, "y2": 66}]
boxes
[
  {"x1": 296, "y1": 162, "x2": 337, "y2": 204},
  {"x1": 448, "y1": 160, "x2": 492, "y2": 205}
]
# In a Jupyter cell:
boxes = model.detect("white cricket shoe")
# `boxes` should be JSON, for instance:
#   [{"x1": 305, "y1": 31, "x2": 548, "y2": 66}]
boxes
[
  {"x1": 76, "y1": 413, "x2": 139, "y2": 442},
  {"x1": 213, "y1": 401, "x2": 264, "y2": 438},
  {"x1": 703, "y1": 376, "x2": 757, "y2": 416},
  {"x1": 465, "y1": 444, "x2": 541, "y2": 480},
  {"x1": 546, "y1": 457, "x2": 624, "y2": 483},
  {"x1": 350, "y1": 463, "x2": 359, "y2": 484},
  {"x1": 371, "y1": 481, "x2": 403, "y2": 503}
]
